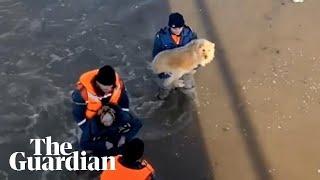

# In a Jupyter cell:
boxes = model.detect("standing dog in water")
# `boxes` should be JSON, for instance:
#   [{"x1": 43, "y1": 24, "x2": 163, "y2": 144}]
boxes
[{"x1": 152, "y1": 39, "x2": 215, "y2": 93}]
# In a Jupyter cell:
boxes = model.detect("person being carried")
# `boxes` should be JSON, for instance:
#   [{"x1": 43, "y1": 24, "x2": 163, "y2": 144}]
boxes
[
  {"x1": 152, "y1": 12, "x2": 198, "y2": 99},
  {"x1": 72, "y1": 65, "x2": 141, "y2": 155},
  {"x1": 100, "y1": 138, "x2": 155, "y2": 180}
]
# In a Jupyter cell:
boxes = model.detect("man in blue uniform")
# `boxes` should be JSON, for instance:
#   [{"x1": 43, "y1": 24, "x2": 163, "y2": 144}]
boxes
[{"x1": 152, "y1": 12, "x2": 198, "y2": 99}]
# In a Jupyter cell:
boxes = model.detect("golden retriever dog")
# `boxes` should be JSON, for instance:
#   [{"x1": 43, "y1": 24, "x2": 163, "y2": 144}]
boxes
[{"x1": 152, "y1": 39, "x2": 215, "y2": 88}]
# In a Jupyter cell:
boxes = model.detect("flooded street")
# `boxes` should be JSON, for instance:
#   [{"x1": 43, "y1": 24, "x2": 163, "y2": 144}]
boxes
[{"x1": 1, "y1": 0, "x2": 320, "y2": 179}]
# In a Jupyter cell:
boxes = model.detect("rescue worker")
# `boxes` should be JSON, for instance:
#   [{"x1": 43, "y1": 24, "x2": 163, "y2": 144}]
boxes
[
  {"x1": 152, "y1": 12, "x2": 198, "y2": 99},
  {"x1": 72, "y1": 65, "x2": 142, "y2": 155},
  {"x1": 100, "y1": 138, "x2": 155, "y2": 180}
]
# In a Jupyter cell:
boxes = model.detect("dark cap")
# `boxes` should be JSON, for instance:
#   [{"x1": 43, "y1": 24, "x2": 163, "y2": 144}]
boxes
[
  {"x1": 96, "y1": 65, "x2": 116, "y2": 86},
  {"x1": 168, "y1": 12, "x2": 185, "y2": 28},
  {"x1": 123, "y1": 138, "x2": 144, "y2": 162}
]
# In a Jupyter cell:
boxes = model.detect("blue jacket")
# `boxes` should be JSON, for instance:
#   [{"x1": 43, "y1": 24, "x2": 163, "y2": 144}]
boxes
[
  {"x1": 72, "y1": 90, "x2": 142, "y2": 154},
  {"x1": 152, "y1": 25, "x2": 197, "y2": 58}
]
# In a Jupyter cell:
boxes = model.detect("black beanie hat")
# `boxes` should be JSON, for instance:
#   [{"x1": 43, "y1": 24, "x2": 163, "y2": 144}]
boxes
[
  {"x1": 168, "y1": 12, "x2": 185, "y2": 28},
  {"x1": 96, "y1": 65, "x2": 116, "y2": 86},
  {"x1": 123, "y1": 138, "x2": 144, "y2": 162}
]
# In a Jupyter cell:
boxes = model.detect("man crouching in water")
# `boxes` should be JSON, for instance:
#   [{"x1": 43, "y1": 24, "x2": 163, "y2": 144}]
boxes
[{"x1": 72, "y1": 65, "x2": 142, "y2": 156}]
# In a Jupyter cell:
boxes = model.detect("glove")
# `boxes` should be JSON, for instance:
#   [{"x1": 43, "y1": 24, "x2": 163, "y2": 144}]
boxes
[
  {"x1": 117, "y1": 136, "x2": 126, "y2": 147},
  {"x1": 105, "y1": 141, "x2": 114, "y2": 150}
]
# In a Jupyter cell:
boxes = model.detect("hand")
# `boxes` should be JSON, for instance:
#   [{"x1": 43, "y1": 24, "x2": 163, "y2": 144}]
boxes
[
  {"x1": 190, "y1": 69, "x2": 197, "y2": 74},
  {"x1": 105, "y1": 141, "x2": 114, "y2": 150},
  {"x1": 173, "y1": 79, "x2": 185, "y2": 88},
  {"x1": 117, "y1": 136, "x2": 126, "y2": 147}
]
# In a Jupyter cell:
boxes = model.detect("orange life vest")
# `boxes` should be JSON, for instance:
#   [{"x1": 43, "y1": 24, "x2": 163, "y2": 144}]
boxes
[
  {"x1": 76, "y1": 69, "x2": 124, "y2": 120},
  {"x1": 100, "y1": 155, "x2": 155, "y2": 180}
]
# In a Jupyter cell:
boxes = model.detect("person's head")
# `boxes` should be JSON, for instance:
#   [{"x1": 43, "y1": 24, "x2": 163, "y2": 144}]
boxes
[
  {"x1": 100, "y1": 106, "x2": 116, "y2": 127},
  {"x1": 122, "y1": 138, "x2": 144, "y2": 163},
  {"x1": 168, "y1": 12, "x2": 185, "y2": 35},
  {"x1": 95, "y1": 65, "x2": 116, "y2": 94},
  {"x1": 100, "y1": 111, "x2": 114, "y2": 126}
]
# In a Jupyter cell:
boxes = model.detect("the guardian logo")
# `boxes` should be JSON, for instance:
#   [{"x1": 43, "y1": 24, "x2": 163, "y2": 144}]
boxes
[{"x1": 9, "y1": 136, "x2": 115, "y2": 171}]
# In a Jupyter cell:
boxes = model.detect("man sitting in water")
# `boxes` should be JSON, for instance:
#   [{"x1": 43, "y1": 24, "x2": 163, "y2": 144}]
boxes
[{"x1": 74, "y1": 103, "x2": 142, "y2": 156}]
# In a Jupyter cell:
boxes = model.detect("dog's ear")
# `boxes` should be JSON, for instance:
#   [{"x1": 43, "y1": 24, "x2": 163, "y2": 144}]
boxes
[{"x1": 196, "y1": 42, "x2": 204, "y2": 50}]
